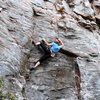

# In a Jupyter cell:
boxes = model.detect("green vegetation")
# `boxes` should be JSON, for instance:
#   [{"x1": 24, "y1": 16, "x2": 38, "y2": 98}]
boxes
[
  {"x1": 0, "y1": 78, "x2": 4, "y2": 88},
  {"x1": 7, "y1": 92, "x2": 15, "y2": 100},
  {"x1": 0, "y1": 91, "x2": 15, "y2": 100},
  {"x1": 0, "y1": 77, "x2": 5, "y2": 100},
  {"x1": 0, "y1": 78, "x2": 15, "y2": 100},
  {"x1": 0, "y1": 91, "x2": 6, "y2": 100},
  {"x1": 97, "y1": 24, "x2": 100, "y2": 28}
]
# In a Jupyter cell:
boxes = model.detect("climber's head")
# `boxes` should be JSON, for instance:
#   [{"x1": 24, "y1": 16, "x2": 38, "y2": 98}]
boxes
[{"x1": 54, "y1": 37, "x2": 60, "y2": 44}]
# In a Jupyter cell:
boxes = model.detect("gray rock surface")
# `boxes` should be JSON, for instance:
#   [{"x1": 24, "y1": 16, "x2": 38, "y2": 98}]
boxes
[
  {"x1": 0, "y1": 0, "x2": 33, "y2": 76},
  {"x1": 0, "y1": 0, "x2": 100, "y2": 100},
  {"x1": 73, "y1": 0, "x2": 94, "y2": 19}
]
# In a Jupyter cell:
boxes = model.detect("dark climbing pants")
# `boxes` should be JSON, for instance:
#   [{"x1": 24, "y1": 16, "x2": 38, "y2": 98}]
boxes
[{"x1": 37, "y1": 40, "x2": 51, "y2": 63}]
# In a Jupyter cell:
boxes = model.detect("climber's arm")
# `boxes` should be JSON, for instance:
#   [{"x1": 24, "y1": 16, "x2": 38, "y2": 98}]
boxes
[
  {"x1": 43, "y1": 38, "x2": 52, "y2": 46},
  {"x1": 57, "y1": 38, "x2": 64, "y2": 47}
]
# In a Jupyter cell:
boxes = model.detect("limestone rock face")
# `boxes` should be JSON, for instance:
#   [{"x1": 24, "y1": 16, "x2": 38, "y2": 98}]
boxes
[
  {"x1": 73, "y1": 0, "x2": 94, "y2": 20},
  {"x1": 0, "y1": 0, "x2": 33, "y2": 76},
  {"x1": 93, "y1": 0, "x2": 100, "y2": 27},
  {"x1": 0, "y1": 0, "x2": 100, "y2": 100}
]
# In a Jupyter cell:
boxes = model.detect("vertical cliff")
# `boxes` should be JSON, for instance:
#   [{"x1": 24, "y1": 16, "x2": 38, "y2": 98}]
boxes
[{"x1": 0, "y1": 0, "x2": 100, "y2": 100}]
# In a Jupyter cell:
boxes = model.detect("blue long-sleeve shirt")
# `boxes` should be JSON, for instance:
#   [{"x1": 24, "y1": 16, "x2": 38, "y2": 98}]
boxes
[{"x1": 50, "y1": 42, "x2": 62, "y2": 53}]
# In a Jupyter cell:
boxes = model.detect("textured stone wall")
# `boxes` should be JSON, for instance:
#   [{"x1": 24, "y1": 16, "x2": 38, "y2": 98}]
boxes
[
  {"x1": 0, "y1": 0, "x2": 100, "y2": 100},
  {"x1": 0, "y1": 0, "x2": 33, "y2": 76}
]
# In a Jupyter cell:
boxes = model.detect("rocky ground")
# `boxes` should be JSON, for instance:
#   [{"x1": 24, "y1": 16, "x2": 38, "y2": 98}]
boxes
[{"x1": 0, "y1": 0, "x2": 100, "y2": 100}]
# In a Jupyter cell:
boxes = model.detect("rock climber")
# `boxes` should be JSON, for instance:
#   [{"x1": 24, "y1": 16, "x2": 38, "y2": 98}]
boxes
[{"x1": 30, "y1": 37, "x2": 64, "y2": 70}]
